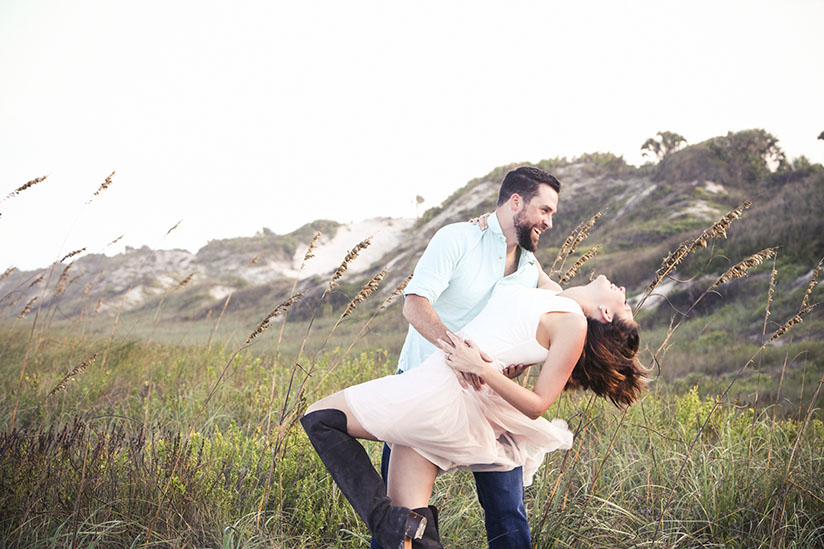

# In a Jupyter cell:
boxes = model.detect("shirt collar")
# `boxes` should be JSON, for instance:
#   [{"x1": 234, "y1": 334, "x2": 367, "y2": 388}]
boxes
[{"x1": 489, "y1": 211, "x2": 504, "y2": 235}]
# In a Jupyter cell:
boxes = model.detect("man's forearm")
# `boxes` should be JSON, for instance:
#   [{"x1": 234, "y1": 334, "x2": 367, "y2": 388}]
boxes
[{"x1": 402, "y1": 294, "x2": 449, "y2": 346}]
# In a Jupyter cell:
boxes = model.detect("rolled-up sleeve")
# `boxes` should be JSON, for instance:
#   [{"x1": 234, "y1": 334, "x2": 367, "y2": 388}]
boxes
[{"x1": 404, "y1": 225, "x2": 466, "y2": 303}]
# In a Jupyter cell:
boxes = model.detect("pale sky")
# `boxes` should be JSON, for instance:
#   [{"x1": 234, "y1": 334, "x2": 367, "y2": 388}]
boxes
[{"x1": 1, "y1": 1, "x2": 822, "y2": 271}]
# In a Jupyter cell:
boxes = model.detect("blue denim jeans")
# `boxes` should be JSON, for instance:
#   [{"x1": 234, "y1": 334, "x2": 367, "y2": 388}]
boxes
[{"x1": 370, "y1": 443, "x2": 531, "y2": 549}]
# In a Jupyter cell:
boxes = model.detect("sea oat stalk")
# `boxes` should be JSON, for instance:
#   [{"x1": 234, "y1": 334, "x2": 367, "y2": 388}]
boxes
[
  {"x1": 301, "y1": 231, "x2": 322, "y2": 267},
  {"x1": 552, "y1": 212, "x2": 602, "y2": 276},
  {"x1": 327, "y1": 236, "x2": 372, "y2": 291},
  {"x1": 340, "y1": 268, "x2": 388, "y2": 319},
  {"x1": 559, "y1": 246, "x2": 600, "y2": 284},
  {"x1": 176, "y1": 273, "x2": 194, "y2": 290},
  {"x1": 54, "y1": 262, "x2": 75, "y2": 297},
  {"x1": 2, "y1": 175, "x2": 47, "y2": 202},
  {"x1": 711, "y1": 248, "x2": 776, "y2": 287},
  {"x1": 60, "y1": 248, "x2": 86, "y2": 262},
  {"x1": 767, "y1": 304, "x2": 817, "y2": 344},
  {"x1": 47, "y1": 353, "x2": 98, "y2": 398},
  {"x1": 277, "y1": 231, "x2": 322, "y2": 354},
  {"x1": 800, "y1": 257, "x2": 823, "y2": 309},
  {"x1": 28, "y1": 274, "x2": 45, "y2": 288},
  {"x1": 246, "y1": 292, "x2": 304, "y2": 344},
  {"x1": 637, "y1": 201, "x2": 751, "y2": 310},
  {"x1": 18, "y1": 297, "x2": 37, "y2": 319},
  {"x1": 86, "y1": 171, "x2": 115, "y2": 203},
  {"x1": 165, "y1": 220, "x2": 182, "y2": 236},
  {"x1": 0, "y1": 267, "x2": 15, "y2": 282}
]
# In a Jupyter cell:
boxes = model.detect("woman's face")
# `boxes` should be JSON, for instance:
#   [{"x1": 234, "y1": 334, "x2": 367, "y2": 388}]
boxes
[{"x1": 589, "y1": 274, "x2": 633, "y2": 323}]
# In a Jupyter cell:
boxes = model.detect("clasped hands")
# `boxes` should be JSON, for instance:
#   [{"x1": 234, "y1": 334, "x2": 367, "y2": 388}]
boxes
[{"x1": 437, "y1": 331, "x2": 528, "y2": 391}]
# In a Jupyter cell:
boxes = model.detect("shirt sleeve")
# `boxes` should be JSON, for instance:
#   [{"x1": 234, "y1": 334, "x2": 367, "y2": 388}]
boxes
[{"x1": 404, "y1": 224, "x2": 469, "y2": 303}]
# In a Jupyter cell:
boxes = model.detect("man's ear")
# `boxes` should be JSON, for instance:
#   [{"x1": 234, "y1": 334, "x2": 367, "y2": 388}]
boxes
[{"x1": 510, "y1": 193, "x2": 522, "y2": 211}]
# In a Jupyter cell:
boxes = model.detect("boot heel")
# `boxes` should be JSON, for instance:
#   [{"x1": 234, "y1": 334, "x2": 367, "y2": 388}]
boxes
[{"x1": 404, "y1": 510, "x2": 427, "y2": 539}]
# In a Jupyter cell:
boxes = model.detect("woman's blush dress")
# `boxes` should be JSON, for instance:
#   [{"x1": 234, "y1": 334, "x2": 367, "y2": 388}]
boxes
[{"x1": 344, "y1": 284, "x2": 580, "y2": 486}]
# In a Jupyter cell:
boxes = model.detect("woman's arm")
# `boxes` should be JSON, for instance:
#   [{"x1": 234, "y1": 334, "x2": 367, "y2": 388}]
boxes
[{"x1": 439, "y1": 313, "x2": 585, "y2": 420}]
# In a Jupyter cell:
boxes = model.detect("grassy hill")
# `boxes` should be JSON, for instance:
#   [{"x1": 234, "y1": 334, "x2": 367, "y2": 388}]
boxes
[{"x1": 1, "y1": 129, "x2": 823, "y2": 547}]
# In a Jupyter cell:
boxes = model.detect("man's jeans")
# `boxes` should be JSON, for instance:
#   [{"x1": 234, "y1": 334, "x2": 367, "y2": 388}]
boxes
[{"x1": 369, "y1": 443, "x2": 531, "y2": 549}]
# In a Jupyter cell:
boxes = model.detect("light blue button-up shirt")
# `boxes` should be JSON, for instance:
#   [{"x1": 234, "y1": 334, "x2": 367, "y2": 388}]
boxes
[{"x1": 397, "y1": 212, "x2": 540, "y2": 372}]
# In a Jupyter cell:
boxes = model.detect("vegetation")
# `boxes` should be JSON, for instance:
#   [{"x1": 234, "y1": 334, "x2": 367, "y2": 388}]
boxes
[{"x1": 1, "y1": 129, "x2": 823, "y2": 547}]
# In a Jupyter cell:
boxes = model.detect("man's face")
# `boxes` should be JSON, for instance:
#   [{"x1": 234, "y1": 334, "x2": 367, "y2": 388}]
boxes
[{"x1": 513, "y1": 185, "x2": 559, "y2": 252}]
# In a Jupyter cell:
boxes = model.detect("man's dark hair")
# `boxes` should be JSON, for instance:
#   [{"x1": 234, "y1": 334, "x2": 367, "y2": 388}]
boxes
[{"x1": 496, "y1": 166, "x2": 561, "y2": 206}]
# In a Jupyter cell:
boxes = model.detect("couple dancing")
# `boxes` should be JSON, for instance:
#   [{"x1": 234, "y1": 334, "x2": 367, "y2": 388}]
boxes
[{"x1": 301, "y1": 167, "x2": 646, "y2": 548}]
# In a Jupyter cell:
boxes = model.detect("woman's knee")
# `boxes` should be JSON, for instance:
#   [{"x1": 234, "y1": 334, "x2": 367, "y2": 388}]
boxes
[{"x1": 305, "y1": 392, "x2": 346, "y2": 416}]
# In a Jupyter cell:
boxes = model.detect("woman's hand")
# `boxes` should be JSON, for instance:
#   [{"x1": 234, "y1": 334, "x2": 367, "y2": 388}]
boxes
[
  {"x1": 437, "y1": 331, "x2": 492, "y2": 384},
  {"x1": 468, "y1": 212, "x2": 492, "y2": 230}
]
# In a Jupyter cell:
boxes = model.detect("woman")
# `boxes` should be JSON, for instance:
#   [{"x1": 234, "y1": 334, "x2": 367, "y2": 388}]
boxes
[{"x1": 301, "y1": 275, "x2": 646, "y2": 548}]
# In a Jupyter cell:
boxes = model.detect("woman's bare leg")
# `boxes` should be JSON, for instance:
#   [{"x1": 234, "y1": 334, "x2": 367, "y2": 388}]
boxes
[
  {"x1": 306, "y1": 391, "x2": 376, "y2": 440},
  {"x1": 387, "y1": 445, "x2": 438, "y2": 509},
  {"x1": 307, "y1": 393, "x2": 438, "y2": 509}
]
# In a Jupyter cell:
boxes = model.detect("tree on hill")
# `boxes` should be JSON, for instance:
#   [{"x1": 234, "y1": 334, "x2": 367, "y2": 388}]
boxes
[
  {"x1": 708, "y1": 129, "x2": 786, "y2": 184},
  {"x1": 641, "y1": 131, "x2": 687, "y2": 163}
]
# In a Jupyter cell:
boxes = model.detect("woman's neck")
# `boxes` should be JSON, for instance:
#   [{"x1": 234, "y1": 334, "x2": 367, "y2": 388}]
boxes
[{"x1": 558, "y1": 286, "x2": 597, "y2": 318}]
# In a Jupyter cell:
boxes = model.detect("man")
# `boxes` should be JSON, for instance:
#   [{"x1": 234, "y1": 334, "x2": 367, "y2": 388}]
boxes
[{"x1": 373, "y1": 166, "x2": 562, "y2": 549}]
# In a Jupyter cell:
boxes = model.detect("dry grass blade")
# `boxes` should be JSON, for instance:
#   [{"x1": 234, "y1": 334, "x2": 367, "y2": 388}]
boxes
[
  {"x1": 107, "y1": 235, "x2": 124, "y2": 246},
  {"x1": 165, "y1": 220, "x2": 182, "y2": 235},
  {"x1": 175, "y1": 273, "x2": 195, "y2": 291},
  {"x1": 1, "y1": 267, "x2": 15, "y2": 282},
  {"x1": 328, "y1": 236, "x2": 372, "y2": 291},
  {"x1": 712, "y1": 248, "x2": 777, "y2": 288},
  {"x1": 47, "y1": 353, "x2": 98, "y2": 397},
  {"x1": 54, "y1": 261, "x2": 75, "y2": 297},
  {"x1": 95, "y1": 298, "x2": 103, "y2": 313},
  {"x1": 559, "y1": 246, "x2": 600, "y2": 284},
  {"x1": 767, "y1": 304, "x2": 817, "y2": 344},
  {"x1": 647, "y1": 201, "x2": 751, "y2": 294},
  {"x1": 2, "y1": 175, "x2": 47, "y2": 202},
  {"x1": 341, "y1": 268, "x2": 388, "y2": 319},
  {"x1": 246, "y1": 292, "x2": 304, "y2": 344},
  {"x1": 18, "y1": 297, "x2": 37, "y2": 319},
  {"x1": 380, "y1": 273, "x2": 414, "y2": 310},
  {"x1": 249, "y1": 252, "x2": 264, "y2": 265},
  {"x1": 302, "y1": 231, "x2": 322, "y2": 267},
  {"x1": 60, "y1": 248, "x2": 86, "y2": 262},
  {"x1": 800, "y1": 257, "x2": 823, "y2": 309}
]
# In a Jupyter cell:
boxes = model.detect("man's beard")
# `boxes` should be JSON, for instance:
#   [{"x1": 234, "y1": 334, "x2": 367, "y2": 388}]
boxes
[{"x1": 514, "y1": 210, "x2": 539, "y2": 252}]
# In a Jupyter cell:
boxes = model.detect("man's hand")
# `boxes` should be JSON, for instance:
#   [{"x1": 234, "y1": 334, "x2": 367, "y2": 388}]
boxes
[{"x1": 502, "y1": 363, "x2": 529, "y2": 379}]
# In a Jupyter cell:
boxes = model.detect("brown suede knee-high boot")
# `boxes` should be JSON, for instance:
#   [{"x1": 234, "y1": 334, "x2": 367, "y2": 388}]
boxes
[{"x1": 300, "y1": 409, "x2": 426, "y2": 549}]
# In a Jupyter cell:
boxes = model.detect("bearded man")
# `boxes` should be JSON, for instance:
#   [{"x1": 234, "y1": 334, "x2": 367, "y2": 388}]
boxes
[{"x1": 372, "y1": 166, "x2": 562, "y2": 549}]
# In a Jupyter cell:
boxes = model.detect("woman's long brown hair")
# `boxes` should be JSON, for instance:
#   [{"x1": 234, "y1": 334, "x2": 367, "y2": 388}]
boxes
[{"x1": 565, "y1": 316, "x2": 646, "y2": 407}]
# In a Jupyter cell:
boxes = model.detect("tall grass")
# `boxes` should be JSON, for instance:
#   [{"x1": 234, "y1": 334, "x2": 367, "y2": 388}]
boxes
[{"x1": 1, "y1": 173, "x2": 823, "y2": 548}]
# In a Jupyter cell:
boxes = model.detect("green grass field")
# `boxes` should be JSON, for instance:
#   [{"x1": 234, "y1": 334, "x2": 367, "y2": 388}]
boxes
[{"x1": 1, "y1": 302, "x2": 822, "y2": 548}]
